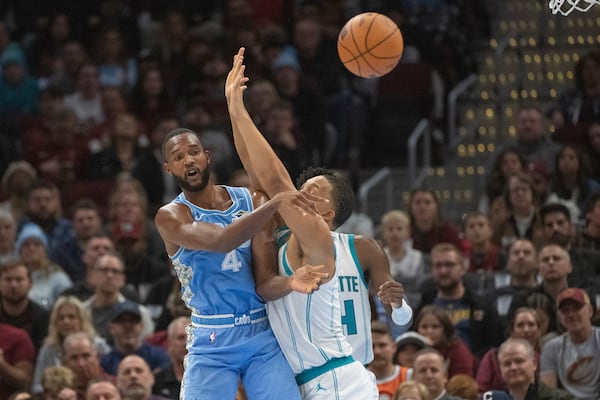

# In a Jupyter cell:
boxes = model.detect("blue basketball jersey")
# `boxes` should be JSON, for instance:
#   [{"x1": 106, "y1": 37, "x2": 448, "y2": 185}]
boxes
[{"x1": 168, "y1": 186, "x2": 266, "y2": 316}]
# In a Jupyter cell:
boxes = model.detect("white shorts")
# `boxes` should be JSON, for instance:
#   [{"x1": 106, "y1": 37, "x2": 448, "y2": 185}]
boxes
[{"x1": 299, "y1": 360, "x2": 378, "y2": 400}]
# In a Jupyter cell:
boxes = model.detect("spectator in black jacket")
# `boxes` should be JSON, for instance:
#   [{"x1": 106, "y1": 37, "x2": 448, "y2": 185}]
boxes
[{"x1": 417, "y1": 243, "x2": 503, "y2": 357}]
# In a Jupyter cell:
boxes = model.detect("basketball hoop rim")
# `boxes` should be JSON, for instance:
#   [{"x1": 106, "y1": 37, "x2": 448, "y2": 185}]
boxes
[{"x1": 549, "y1": 0, "x2": 600, "y2": 15}]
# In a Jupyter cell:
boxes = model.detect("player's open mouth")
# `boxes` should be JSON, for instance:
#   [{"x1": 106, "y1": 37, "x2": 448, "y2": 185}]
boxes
[{"x1": 186, "y1": 168, "x2": 199, "y2": 177}]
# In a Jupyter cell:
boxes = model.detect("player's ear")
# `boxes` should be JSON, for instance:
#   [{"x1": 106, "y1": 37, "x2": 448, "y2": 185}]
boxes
[{"x1": 205, "y1": 149, "x2": 212, "y2": 164}]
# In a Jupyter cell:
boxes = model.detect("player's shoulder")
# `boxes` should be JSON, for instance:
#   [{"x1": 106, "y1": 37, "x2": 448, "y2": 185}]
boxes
[{"x1": 155, "y1": 201, "x2": 191, "y2": 225}]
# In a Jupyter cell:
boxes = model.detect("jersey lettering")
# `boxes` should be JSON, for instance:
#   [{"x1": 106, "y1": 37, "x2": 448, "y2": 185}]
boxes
[
  {"x1": 341, "y1": 299, "x2": 357, "y2": 335},
  {"x1": 221, "y1": 250, "x2": 242, "y2": 272},
  {"x1": 338, "y1": 275, "x2": 359, "y2": 292}
]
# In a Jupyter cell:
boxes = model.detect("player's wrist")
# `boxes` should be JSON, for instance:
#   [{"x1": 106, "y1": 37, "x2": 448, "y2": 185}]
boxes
[{"x1": 391, "y1": 300, "x2": 412, "y2": 326}]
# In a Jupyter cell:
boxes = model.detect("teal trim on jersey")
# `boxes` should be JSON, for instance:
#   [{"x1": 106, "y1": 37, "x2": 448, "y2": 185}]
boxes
[
  {"x1": 275, "y1": 225, "x2": 291, "y2": 248},
  {"x1": 281, "y1": 243, "x2": 294, "y2": 276},
  {"x1": 347, "y1": 234, "x2": 368, "y2": 288},
  {"x1": 294, "y1": 356, "x2": 354, "y2": 385}
]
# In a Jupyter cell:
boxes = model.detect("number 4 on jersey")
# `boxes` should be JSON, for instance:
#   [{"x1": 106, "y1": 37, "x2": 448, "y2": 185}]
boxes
[
  {"x1": 221, "y1": 250, "x2": 242, "y2": 272},
  {"x1": 341, "y1": 299, "x2": 357, "y2": 335}
]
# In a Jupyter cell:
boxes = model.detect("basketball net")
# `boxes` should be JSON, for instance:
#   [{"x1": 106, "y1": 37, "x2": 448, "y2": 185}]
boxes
[{"x1": 549, "y1": 0, "x2": 600, "y2": 15}]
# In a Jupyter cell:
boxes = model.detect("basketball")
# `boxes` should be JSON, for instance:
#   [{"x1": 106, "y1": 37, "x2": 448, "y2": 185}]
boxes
[{"x1": 337, "y1": 12, "x2": 404, "y2": 78}]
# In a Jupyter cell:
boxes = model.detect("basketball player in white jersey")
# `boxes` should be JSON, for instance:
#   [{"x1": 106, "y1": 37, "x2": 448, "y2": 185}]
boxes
[{"x1": 226, "y1": 47, "x2": 407, "y2": 399}]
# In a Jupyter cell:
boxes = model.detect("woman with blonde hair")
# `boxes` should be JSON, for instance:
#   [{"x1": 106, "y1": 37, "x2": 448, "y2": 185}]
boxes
[
  {"x1": 31, "y1": 296, "x2": 110, "y2": 396},
  {"x1": 393, "y1": 380, "x2": 431, "y2": 400},
  {"x1": 476, "y1": 307, "x2": 542, "y2": 392}
]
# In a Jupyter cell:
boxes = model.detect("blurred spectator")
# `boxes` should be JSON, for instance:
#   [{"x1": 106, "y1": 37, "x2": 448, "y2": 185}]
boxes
[
  {"x1": 111, "y1": 218, "x2": 169, "y2": 303},
  {"x1": 540, "y1": 203, "x2": 576, "y2": 249},
  {"x1": 85, "y1": 113, "x2": 162, "y2": 208},
  {"x1": 61, "y1": 234, "x2": 138, "y2": 302},
  {"x1": 154, "y1": 10, "x2": 188, "y2": 84},
  {"x1": 419, "y1": 243, "x2": 502, "y2": 357},
  {"x1": 40, "y1": 366, "x2": 76, "y2": 400},
  {"x1": 408, "y1": 189, "x2": 462, "y2": 254},
  {"x1": 48, "y1": 39, "x2": 87, "y2": 95},
  {"x1": 492, "y1": 239, "x2": 539, "y2": 320},
  {"x1": 540, "y1": 287, "x2": 600, "y2": 399},
  {"x1": 152, "y1": 316, "x2": 190, "y2": 399},
  {"x1": 61, "y1": 332, "x2": 111, "y2": 399},
  {"x1": 87, "y1": 86, "x2": 130, "y2": 152},
  {"x1": 584, "y1": 121, "x2": 600, "y2": 180},
  {"x1": 551, "y1": 51, "x2": 600, "y2": 130},
  {"x1": 100, "y1": 302, "x2": 168, "y2": 376},
  {"x1": 379, "y1": 210, "x2": 425, "y2": 306},
  {"x1": 491, "y1": 105, "x2": 560, "y2": 174},
  {"x1": 0, "y1": 46, "x2": 39, "y2": 118},
  {"x1": 445, "y1": 374, "x2": 478, "y2": 400},
  {"x1": 54, "y1": 199, "x2": 105, "y2": 283},
  {"x1": 245, "y1": 79, "x2": 281, "y2": 131},
  {"x1": 82, "y1": 252, "x2": 154, "y2": 341},
  {"x1": 271, "y1": 47, "x2": 330, "y2": 166},
  {"x1": 32, "y1": 296, "x2": 110, "y2": 397},
  {"x1": 496, "y1": 173, "x2": 544, "y2": 253},
  {"x1": 21, "y1": 180, "x2": 76, "y2": 268},
  {"x1": 0, "y1": 161, "x2": 37, "y2": 221},
  {"x1": 0, "y1": 209, "x2": 17, "y2": 263},
  {"x1": 394, "y1": 331, "x2": 429, "y2": 369},
  {"x1": 462, "y1": 212, "x2": 501, "y2": 272},
  {"x1": 481, "y1": 149, "x2": 526, "y2": 213},
  {"x1": 476, "y1": 307, "x2": 542, "y2": 393},
  {"x1": 262, "y1": 100, "x2": 307, "y2": 180},
  {"x1": 368, "y1": 321, "x2": 410, "y2": 399},
  {"x1": 527, "y1": 160, "x2": 552, "y2": 205},
  {"x1": 414, "y1": 305, "x2": 475, "y2": 378},
  {"x1": 94, "y1": 26, "x2": 137, "y2": 89},
  {"x1": 546, "y1": 144, "x2": 600, "y2": 224},
  {"x1": 174, "y1": 34, "x2": 211, "y2": 100},
  {"x1": 26, "y1": 106, "x2": 89, "y2": 187},
  {"x1": 116, "y1": 355, "x2": 170, "y2": 400},
  {"x1": 0, "y1": 258, "x2": 50, "y2": 351},
  {"x1": 412, "y1": 348, "x2": 461, "y2": 400},
  {"x1": 129, "y1": 66, "x2": 176, "y2": 132},
  {"x1": 508, "y1": 244, "x2": 572, "y2": 319},
  {"x1": 578, "y1": 193, "x2": 600, "y2": 251},
  {"x1": 525, "y1": 292, "x2": 560, "y2": 347},
  {"x1": 86, "y1": 380, "x2": 121, "y2": 400},
  {"x1": 0, "y1": 323, "x2": 36, "y2": 399},
  {"x1": 21, "y1": 86, "x2": 65, "y2": 159},
  {"x1": 145, "y1": 277, "x2": 189, "y2": 334},
  {"x1": 148, "y1": 115, "x2": 180, "y2": 208},
  {"x1": 227, "y1": 168, "x2": 251, "y2": 188},
  {"x1": 26, "y1": 13, "x2": 71, "y2": 84},
  {"x1": 63, "y1": 64, "x2": 104, "y2": 128},
  {"x1": 105, "y1": 176, "x2": 166, "y2": 261},
  {"x1": 484, "y1": 338, "x2": 575, "y2": 400},
  {"x1": 0, "y1": 21, "x2": 24, "y2": 75},
  {"x1": 392, "y1": 380, "x2": 431, "y2": 400},
  {"x1": 181, "y1": 98, "x2": 235, "y2": 183},
  {"x1": 16, "y1": 223, "x2": 72, "y2": 309}
]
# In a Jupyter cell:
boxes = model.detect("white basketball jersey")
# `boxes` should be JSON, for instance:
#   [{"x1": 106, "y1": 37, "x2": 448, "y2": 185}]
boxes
[
  {"x1": 267, "y1": 240, "x2": 353, "y2": 375},
  {"x1": 333, "y1": 232, "x2": 373, "y2": 365}
]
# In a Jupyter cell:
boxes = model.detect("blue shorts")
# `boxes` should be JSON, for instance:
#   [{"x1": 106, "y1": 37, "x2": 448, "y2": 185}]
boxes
[{"x1": 181, "y1": 319, "x2": 301, "y2": 400}]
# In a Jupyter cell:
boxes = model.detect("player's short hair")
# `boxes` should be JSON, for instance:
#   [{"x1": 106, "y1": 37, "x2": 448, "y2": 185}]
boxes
[
  {"x1": 161, "y1": 128, "x2": 203, "y2": 161},
  {"x1": 295, "y1": 167, "x2": 355, "y2": 228}
]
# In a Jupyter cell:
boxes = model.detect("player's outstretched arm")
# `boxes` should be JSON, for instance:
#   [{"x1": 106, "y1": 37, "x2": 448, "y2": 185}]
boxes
[
  {"x1": 155, "y1": 190, "x2": 318, "y2": 254},
  {"x1": 226, "y1": 47, "x2": 334, "y2": 271},
  {"x1": 354, "y1": 236, "x2": 412, "y2": 327}
]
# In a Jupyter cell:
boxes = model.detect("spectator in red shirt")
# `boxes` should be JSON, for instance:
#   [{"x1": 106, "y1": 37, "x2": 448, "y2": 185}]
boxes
[
  {"x1": 409, "y1": 189, "x2": 462, "y2": 254},
  {"x1": 414, "y1": 304, "x2": 476, "y2": 378},
  {"x1": 0, "y1": 323, "x2": 36, "y2": 399}
]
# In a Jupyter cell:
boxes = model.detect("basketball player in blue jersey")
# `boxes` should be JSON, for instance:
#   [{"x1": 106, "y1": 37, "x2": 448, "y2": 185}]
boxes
[
  {"x1": 226, "y1": 47, "x2": 406, "y2": 399},
  {"x1": 155, "y1": 127, "x2": 329, "y2": 399}
]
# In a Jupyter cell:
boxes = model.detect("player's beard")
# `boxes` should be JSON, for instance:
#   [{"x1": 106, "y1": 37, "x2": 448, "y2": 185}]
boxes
[{"x1": 172, "y1": 164, "x2": 211, "y2": 192}]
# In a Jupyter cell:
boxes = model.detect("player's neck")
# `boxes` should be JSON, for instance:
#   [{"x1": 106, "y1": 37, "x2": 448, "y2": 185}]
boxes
[{"x1": 184, "y1": 185, "x2": 231, "y2": 210}]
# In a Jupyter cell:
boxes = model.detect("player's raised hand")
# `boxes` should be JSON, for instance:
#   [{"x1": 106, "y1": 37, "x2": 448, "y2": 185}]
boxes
[
  {"x1": 225, "y1": 47, "x2": 249, "y2": 107},
  {"x1": 377, "y1": 280, "x2": 405, "y2": 308},
  {"x1": 290, "y1": 264, "x2": 329, "y2": 294},
  {"x1": 270, "y1": 190, "x2": 327, "y2": 216}
]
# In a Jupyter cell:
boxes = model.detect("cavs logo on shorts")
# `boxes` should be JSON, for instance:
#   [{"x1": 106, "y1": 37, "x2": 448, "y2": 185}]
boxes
[{"x1": 234, "y1": 314, "x2": 251, "y2": 326}]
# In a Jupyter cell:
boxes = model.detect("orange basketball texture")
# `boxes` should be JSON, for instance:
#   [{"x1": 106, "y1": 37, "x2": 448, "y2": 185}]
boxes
[{"x1": 337, "y1": 12, "x2": 404, "y2": 78}]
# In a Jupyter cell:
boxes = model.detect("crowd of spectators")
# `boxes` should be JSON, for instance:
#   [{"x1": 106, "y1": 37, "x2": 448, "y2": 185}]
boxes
[{"x1": 1, "y1": 0, "x2": 600, "y2": 399}]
